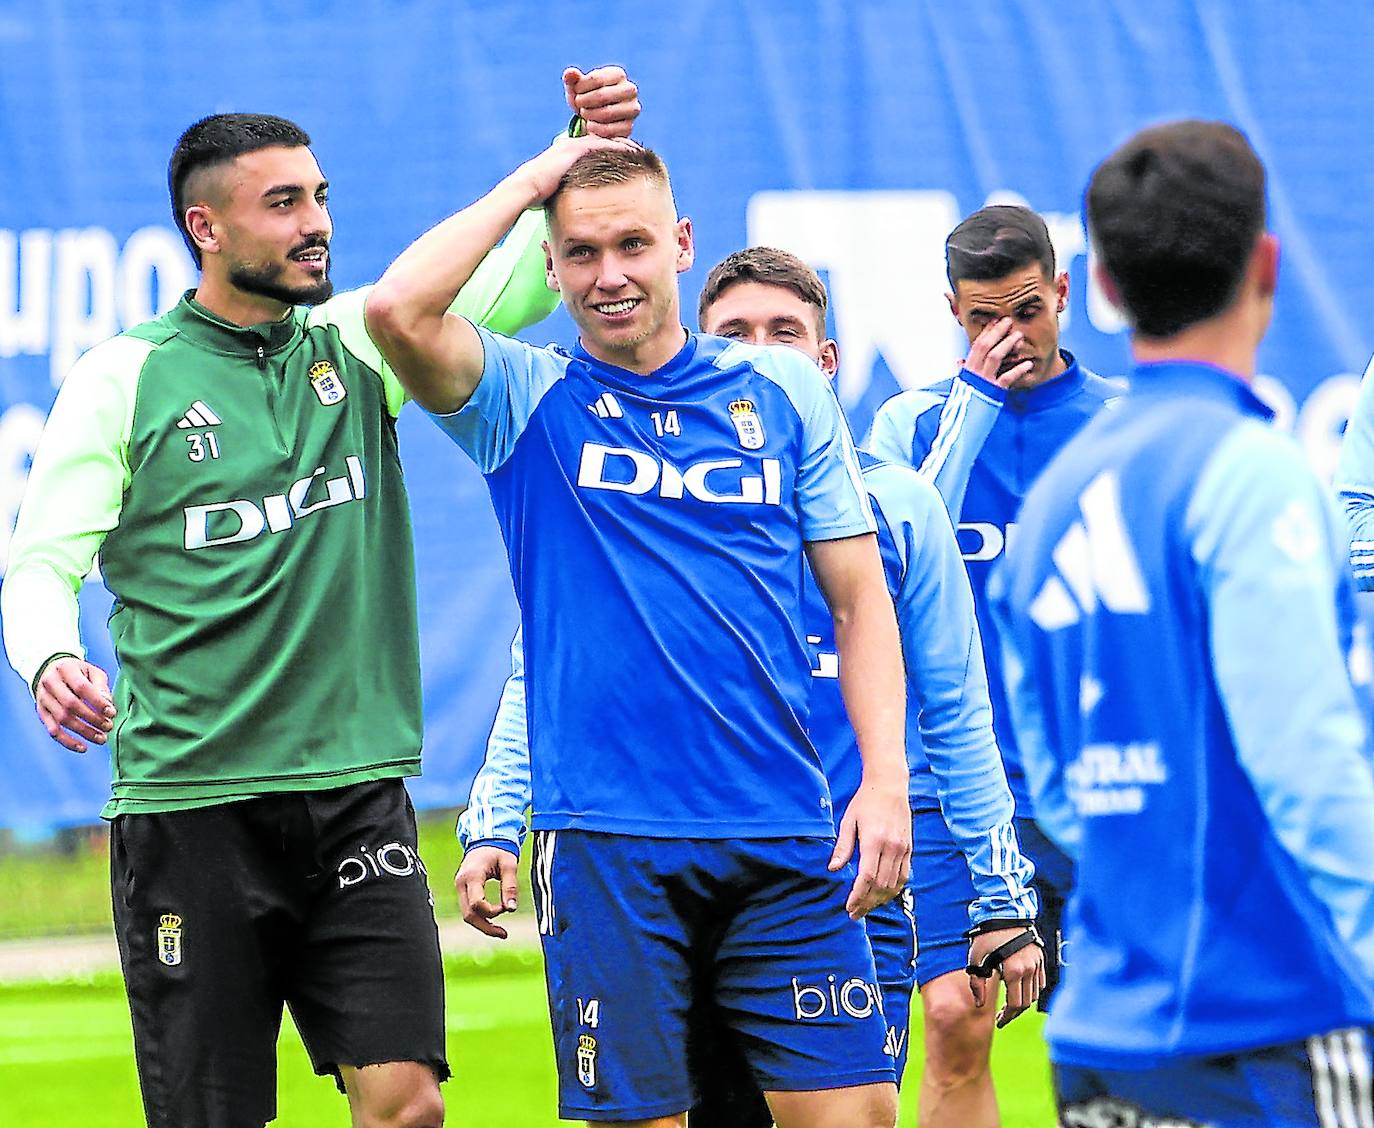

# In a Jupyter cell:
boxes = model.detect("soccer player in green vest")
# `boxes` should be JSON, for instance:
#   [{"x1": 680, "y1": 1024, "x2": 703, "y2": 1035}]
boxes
[{"x1": 1, "y1": 67, "x2": 640, "y2": 1128}]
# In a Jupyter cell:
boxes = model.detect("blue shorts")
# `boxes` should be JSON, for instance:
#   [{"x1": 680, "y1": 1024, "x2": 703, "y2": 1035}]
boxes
[
  {"x1": 864, "y1": 888, "x2": 918, "y2": 1083},
  {"x1": 1055, "y1": 1026, "x2": 1374, "y2": 1127},
  {"x1": 532, "y1": 830, "x2": 896, "y2": 1121},
  {"x1": 1016, "y1": 815, "x2": 1073, "y2": 1007},
  {"x1": 686, "y1": 885, "x2": 918, "y2": 1127},
  {"x1": 909, "y1": 803, "x2": 975, "y2": 987}
]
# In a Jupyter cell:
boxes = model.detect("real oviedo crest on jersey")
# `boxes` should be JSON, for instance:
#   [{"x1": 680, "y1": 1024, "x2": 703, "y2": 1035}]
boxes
[
  {"x1": 309, "y1": 360, "x2": 347, "y2": 406},
  {"x1": 729, "y1": 398, "x2": 766, "y2": 450}
]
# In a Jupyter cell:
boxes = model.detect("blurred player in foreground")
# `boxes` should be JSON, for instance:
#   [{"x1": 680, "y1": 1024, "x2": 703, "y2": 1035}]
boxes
[
  {"x1": 364, "y1": 132, "x2": 912, "y2": 1125},
  {"x1": 0, "y1": 69, "x2": 637, "y2": 1128},
  {"x1": 866, "y1": 205, "x2": 1117, "y2": 1127},
  {"x1": 994, "y1": 119, "x2": 1374, "y2": 1126},
  {"x1": 455, "y1": 247, "x2": 1044, "y2": 1126}
]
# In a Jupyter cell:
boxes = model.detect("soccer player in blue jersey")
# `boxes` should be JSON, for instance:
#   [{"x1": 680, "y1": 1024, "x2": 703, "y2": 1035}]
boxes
[
  {"x1": 865, "y1": 205, "x2": 1117, "y2": 1127},
  {"x1": 365, "y1": 135, "x2": 911, "y2": 1127},
  {"x1": 454, "y1": 247, "x2": 1046, "y2": 1127},
  {"x1": 994, "y1": 119, "x2": 1374, "y2": 1126}
]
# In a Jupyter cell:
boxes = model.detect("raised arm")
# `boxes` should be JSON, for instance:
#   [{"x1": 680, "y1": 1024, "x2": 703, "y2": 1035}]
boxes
[
  {"x1": 866, "y1": 369, "x2": 1003, "y2": 522},
  {"x1": 365, "y1": 136, "x2": 607, "y2": 414},
  {"x1": 365, "y1": 66, "x2": 638, "y2": 415}
]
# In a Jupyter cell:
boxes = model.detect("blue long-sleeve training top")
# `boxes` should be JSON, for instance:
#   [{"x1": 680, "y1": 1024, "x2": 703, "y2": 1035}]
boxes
[{"x1": 994, "y1": 359, "x2": 1374, "y2": 1068}]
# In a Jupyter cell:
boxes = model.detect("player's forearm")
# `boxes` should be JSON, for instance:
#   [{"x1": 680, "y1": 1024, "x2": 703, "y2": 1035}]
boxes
[
  {"x1": 920, "y1": 370, "x2": 1003, "y2": 520},
  {"x1": 374, "y1": 175, "x2": 543, "y2": 331},
  {"x1": 1, "y1": 560, "x2": 85, "y2": 693},
  {"x1": 457, "y1": 648, "x2": 533, "y2": 852},
  {"x1": 833, "y1": 590, "x2": 908, "y2": 791},
  {"x1": 917, "y1": 680, "x2": 1039, "y2": 920},
  {"x1": 366, "y1": 175, "x2": 544, "y2": 413}
]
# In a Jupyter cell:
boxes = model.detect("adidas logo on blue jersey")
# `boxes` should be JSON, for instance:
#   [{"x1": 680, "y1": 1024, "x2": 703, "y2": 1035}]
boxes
[
  {"x1": 1029, "y1": 470, "x2": 1150, "y2": 630},
  {"x1": 175, "y1": 400, "x2": 222, "y2": 429},
  {"x1": 588, "y1": 392, "x2": 623, "y2": 419}
]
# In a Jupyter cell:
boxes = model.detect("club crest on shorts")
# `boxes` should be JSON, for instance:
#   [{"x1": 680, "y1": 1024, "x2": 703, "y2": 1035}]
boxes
[
  {"x1": 576, "y1": 1033, "x2": 598, "y2": 1089},
  {"x1": 156, "y1": 913, "x2": 183, "y2": 967},
  {"x1": 728, "y1": 398, "x2": 766, "y2": 450},
  {"x1": 309, "y1": 360, "x2": 347, "y2": 406}
]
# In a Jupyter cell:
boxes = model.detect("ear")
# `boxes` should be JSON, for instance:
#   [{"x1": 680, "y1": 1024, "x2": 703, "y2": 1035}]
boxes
[
  {"x1": 817, "y1": 338, "x2": 840, "y2": 378},
  {"x1": 1054, "y1": 270, "x2": 1070, "y2": 313},
  {"x1": 1091, "y1": 259, "x2": 1123, "y2": 313},
  {"x1": 675, "y1": 216, "x2": 695, "y2": 274},
  {"x1": 1252, "y1": 232, "x2": 1279, "y2": 299},
  {"x1": 945, "y1": 290, "x2": 959, "y2": 320},
  {"x1": 184, "y1": 205, "x2": 219, "y2": 258},
  {"x1": 542, "y1": 239, "x2": 560, "y2": 293}
]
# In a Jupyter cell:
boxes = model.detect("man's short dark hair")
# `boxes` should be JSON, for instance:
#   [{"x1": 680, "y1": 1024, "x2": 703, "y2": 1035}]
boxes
[
  {"x1": 1086, "y1": 120, "x2": 1267, "y2": 339},
  {"x1": 168, "y1": 114, "x2": 312, "y2": 266},
  {"x1": 945, "y1": 205, "x2": 1056, "y2": 288},
  {"x1": 697, "y1": 247, "x2": 828, "y2": 336}
]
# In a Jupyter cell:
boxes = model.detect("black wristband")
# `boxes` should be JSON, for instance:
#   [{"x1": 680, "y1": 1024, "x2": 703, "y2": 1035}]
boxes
[
  {"x1": 965, "y1": 924, "x2": 1043, "y2": 979},
  {"x1": 964, "y1": 918, "x2": 1037, "y2": 938}
]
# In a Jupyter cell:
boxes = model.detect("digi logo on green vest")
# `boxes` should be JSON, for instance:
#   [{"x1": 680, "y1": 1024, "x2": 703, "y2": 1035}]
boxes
[{"x1": 182, "y1": 456, "x2": 366, "y2": 550}]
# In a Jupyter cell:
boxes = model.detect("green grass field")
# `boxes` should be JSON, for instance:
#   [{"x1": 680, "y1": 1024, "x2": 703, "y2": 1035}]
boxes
[{"x1": 0, "y1": 815, "x2": 1057, "y2": 1125}]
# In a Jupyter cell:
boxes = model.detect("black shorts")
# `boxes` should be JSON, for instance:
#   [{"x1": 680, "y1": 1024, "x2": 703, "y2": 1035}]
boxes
[{"x1": 110, "y1": 779, "x2": 446, "y2": 1128}]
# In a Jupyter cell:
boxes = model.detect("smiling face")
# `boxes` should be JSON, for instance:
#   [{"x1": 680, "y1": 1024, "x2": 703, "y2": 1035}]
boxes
[
  {"x1": 184, "y1": 144, "x2": 334, "y2": 315},
  {"x1": 546, "y1": 174, "x2": 694, "y2": 373},
  {"x1": 948, "y1": 264, "x2": 1069, "y2": 389},
  {"x1": 700, "y1": 279, "x2": 838, "y2": 377}
]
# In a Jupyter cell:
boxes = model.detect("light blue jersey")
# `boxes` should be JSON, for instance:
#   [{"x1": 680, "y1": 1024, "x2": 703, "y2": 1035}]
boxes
[
  {"x1": 994, "y1": 360, "x2": 1374, "y2": 1067},
  {"x1": 434, "y1": 330, "x2": 873, "y2": 839},
  {"x1": 460, "y1": 450, "x2": 1036, "y2": 928}
]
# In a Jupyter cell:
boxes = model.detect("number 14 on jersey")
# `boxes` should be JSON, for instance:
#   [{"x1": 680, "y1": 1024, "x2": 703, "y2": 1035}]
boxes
[{"x1": 650, "y1": 410, "x2": 681, "y2": 438}]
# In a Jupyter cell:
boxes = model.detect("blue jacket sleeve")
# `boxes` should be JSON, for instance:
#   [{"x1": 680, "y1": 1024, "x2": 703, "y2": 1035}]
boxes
[
  {"x1": 456, "y1": 628, "x2": 532, "y2": 856},
  {"x1": 864, "y1": 389, "x2": 937, "y2": 466},
  {"x1": 866, "y1": 372, "x2": 1004, "y2": 520},
  {"x1": 1335, "y1": 354, "x2": 1374, "y2": 589},
  {"x1": 1192, "y1": 422, "x2": 1374, "y2": 984},
  {"x1": 871, "y1": 463, "x2": 1039, "y2": 924}
]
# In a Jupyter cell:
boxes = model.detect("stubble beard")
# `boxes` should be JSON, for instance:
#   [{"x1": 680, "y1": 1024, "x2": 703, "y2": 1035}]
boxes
[{"x1": 229, "y1": 258, "x2": 334, "y2": 309}]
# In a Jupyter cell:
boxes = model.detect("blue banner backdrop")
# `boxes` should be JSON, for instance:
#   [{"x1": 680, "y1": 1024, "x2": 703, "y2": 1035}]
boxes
[{"x1": 1, "y1": 1, "x2": 1371, "y2": 828}]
